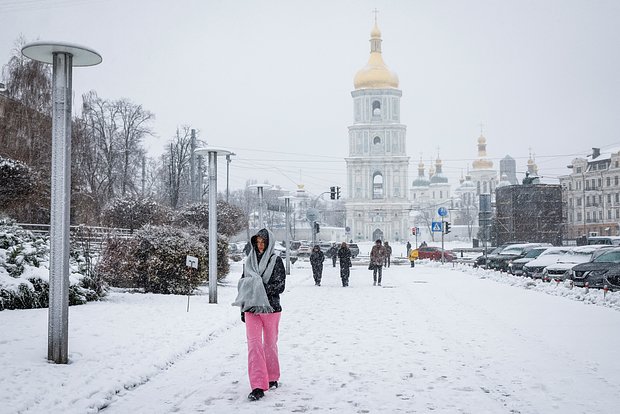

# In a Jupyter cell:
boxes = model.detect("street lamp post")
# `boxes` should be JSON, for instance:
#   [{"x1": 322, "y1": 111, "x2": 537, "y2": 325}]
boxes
[
  {"x1": 21, "y1": 41, "x2": 102, "y2": 364},
  {"x1": 194, "y1": 146, "x2": 233, "y2": 304},
  {"x1": 249, "y1": 184, "x2": 272, "y2": 231},
  {"x1": 226, "y1": 152, "x2": 236, "y2": 203},
  {"x1": 279, "y1": 195, "x2": 295, "y2": 275}
]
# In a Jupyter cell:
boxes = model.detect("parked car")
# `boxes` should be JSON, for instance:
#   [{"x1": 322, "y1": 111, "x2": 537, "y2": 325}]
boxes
[
  {"x1": 473, "y1": 243, "x2": 520, "y2": 268},
  {"x1": 273, "y1": 244, "x2": 298, "y2": 264},
  {"x1": 587, "y1": 236, "x2": 620, "y2": 246},
  {"x1": 415, "y1": 246, "x2": 455, "y2": 262},
  {"x1": 487, "y1": 243, "x2": 550, "y2": 272},
  {"x1": 319, "y1": 242, "x2": 334, "y2": 255},
  {"x1": 507, "y1": 247, "x2": 549, "y2": 275},
  {"x1": 521, "y1": 247, "x2": 574, "y2": 278},
  {"x1": 348, "y1": 243, "x2": 360, "y2": 258},
  {"x1": 542, "y1": 245, "x2": 611, "y2": 281},
  {"x1": 569, "y1": 247, "x2": 620, "y2": 290},
  {"x1": 297, "y1": 243, "x2": 312, "y2": 258}
]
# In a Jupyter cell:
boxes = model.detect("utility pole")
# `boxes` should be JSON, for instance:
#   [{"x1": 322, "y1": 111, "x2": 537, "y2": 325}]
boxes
[{"x1": 190, "y1": 129, "x2": 196, "y2": 203}]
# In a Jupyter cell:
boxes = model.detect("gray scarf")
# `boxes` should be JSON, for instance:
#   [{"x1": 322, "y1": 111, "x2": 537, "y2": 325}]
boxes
[{"x1": 232, "y1": 228, "x2": 277, "y2": 313}]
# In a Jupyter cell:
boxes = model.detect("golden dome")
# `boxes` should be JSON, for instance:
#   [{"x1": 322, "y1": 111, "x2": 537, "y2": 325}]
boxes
[
  {"x1": 477, "y1": 134, "x2": 486, "y2": 144},
  {"x1": 473, "y1": 159, "x2": 494, "y2": 169},
  {"x1": 353, "y1": 21, "x2": 399, "y2": 90}
]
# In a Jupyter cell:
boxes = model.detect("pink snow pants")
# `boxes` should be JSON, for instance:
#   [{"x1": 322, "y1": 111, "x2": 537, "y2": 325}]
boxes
[{"x1": 244, "y1": 312, "x2": 281, "y2": 391}]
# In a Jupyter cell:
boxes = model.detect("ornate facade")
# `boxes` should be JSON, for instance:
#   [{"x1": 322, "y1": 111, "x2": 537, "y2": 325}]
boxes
[{"x1": 345, "y1": 20, "x2": 410, "y2": 242}]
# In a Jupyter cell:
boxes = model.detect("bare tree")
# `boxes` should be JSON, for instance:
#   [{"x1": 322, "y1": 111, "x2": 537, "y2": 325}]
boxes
[{"x1": 163, "y1": 126, "x2": 194, "y2": 209}]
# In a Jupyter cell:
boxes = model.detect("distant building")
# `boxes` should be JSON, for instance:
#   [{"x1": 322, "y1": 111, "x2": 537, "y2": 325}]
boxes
[
  {"x1": 500, "y1": 155, "x2": 518, "y2": 185},
  {"x1": 494, "y1": 184, "x2": 563, "y2": 245},
  {"x1": 559, "y1": 147, "x2": 620, "y2": 239},
  {"x1": 345, "y1": 19, "x2": 410, "y2": 242}
]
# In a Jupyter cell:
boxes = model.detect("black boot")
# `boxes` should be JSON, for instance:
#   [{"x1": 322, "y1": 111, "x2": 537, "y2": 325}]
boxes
[
  {"x1": 269, "y1": 381, "x2": 278, "y2": 389},
  {"x1": 248, "y1": 388, "x2": 264, "y2": 401}
]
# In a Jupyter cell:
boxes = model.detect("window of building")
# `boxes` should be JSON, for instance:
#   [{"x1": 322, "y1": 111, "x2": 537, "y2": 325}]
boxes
[
  {"x1": 616, "y1": 161, "x2": 619, "y2": 168},
  {"x1": 608, "y1": 194, "x2": 612, "y2": 203},
  {"x1": 585, "y1": 181, "x2": 590, "y2": 190},
  {"x1": 600, "y1": 211, "x2": 603, "y2": 220},
  {"x1": 577, "y1": 197, "x2": 582, "y2": 206},
  {"x1": 586, "y1": 212, "x2": 591, "y2": 221},
  {"x1": 569, "y1": 198, "x2": 573, "y2": 208},
  {"x1": 372, "y1": 172, "x2": 384, "y2": 199},
  {"x1": 600, "y1": 195, "x2": 603, "y2": 204},
  {"x1": 616, "y1": 193, "x2": 619, "y2": 203},
  {"x1": 577, "y1": 181, "x2": 582, "y2": 190},
  {"x1": 607, "y1": 177, "x2": 611, "y2": 187},
  {"x1": 373, "y1": 136, "x2": 381, "y2": 145},
  {"x1": 577, "y1": 212, "x2": 582, "y2": 221},
  {"x1": 372, "y1": 100, "x2": 381, "y2": 111},
  {"x1": 576, "y1": 167, "x2": 582, "y2": 173},
  {"x1": 586, "y1": 195, "x2": 590, "y2": 206},
  {"x1": 608, "y1": 210, "x2": 612, "y2": 220},
  {"x1": 617, "y1": 209, "x2": 619, "y2": 219},
  {"x1": 598, "y1": 178, "x2": 602, "y2": 187},
  {"x1": 569, "y1": 182, "x2": 573, "y2": 191}
]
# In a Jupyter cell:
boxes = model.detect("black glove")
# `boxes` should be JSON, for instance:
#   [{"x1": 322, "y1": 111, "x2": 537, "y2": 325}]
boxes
[{"x1": 241, "y1": 312, "x2": 245, "y2": 323}]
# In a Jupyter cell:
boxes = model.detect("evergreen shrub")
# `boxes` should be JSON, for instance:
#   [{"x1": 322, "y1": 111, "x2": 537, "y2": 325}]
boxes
[
  {"x1": 97, "y1": 225, "x2": 229, "y2": 294},
  {"x1": 0, "y1": 218, "x2": 107, "y2": 311}
]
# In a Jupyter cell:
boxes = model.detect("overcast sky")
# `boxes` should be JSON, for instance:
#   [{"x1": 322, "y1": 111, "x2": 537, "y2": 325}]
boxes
[{"x1": 1, "y1": 0, "x2": 619, "y2": 197}]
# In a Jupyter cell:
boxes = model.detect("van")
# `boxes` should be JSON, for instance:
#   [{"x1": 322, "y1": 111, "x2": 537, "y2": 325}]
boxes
[{"x1": 587, "y1": 236, "x2": 620, "y2": 246}]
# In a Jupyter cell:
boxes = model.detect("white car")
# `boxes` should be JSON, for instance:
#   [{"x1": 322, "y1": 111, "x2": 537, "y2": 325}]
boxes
[
  {"x1": 543, "y1": 245, "x2": 611, "y2": 281},
  {"x1": 522, "y1": 247, "x2": 574, "y2": 279}
]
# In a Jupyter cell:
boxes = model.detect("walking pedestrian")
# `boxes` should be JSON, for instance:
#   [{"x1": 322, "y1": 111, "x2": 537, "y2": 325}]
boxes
[
  {"x1": 326, "y1": 244, "x2": 338, "y2": 267},
  {"x1": 232, "y1": 228, "x2": 286, "y2": 401},
  {"x1": 383, "y1": 241, "x2": 392, "y2": 268},
  {"x1": 369, "y1": 239, "x2": 386, "y2": 286},
  {"x1": 309, "y1": 245, "x2": 325, "y2": 286},
  {"x1": 409, "y1": 247, "x2": 418, "y2": 267},
  {"x1": 337, "y1": 241, "x2": 352, "y2": 287},
  {"x1": 406, "y1": 241, "x2": 412, "y2": 256}
]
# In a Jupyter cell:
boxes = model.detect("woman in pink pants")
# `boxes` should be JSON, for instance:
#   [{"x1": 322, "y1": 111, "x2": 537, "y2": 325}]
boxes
[{"x1": 233, "y1": 228, "x2": 286, "y2": 401}]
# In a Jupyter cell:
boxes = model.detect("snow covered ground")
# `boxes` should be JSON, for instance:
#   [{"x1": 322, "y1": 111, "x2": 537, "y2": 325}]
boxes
[{"x1": 1, "y1": 246, "x2": 620, "y2": 413}]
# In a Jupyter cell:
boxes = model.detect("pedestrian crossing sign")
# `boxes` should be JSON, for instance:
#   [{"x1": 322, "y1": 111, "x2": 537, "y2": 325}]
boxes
[{"x1": 431, "y1": 221, "x2": 442, "y2": 232}]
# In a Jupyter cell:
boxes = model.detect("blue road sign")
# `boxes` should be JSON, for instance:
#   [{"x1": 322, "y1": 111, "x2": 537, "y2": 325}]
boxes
[
  {"x1": 438, "y1": 207, "x2": 448, "y2": 217},
  {"x1": 431, "y1": 221, "x2": 443, "y2": 232}
]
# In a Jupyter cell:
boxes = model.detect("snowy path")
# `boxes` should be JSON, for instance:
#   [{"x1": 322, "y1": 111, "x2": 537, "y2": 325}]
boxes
[{"x1": 99, "y1": 264, "x2": 620, "y2": 414}]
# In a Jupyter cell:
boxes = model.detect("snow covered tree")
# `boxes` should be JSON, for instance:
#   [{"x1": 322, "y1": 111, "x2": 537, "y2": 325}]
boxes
[
  {"x1": 97, "y1": 224, "x2": 228, "y2": 294},
  {"x1": 0, "y1": 156, "x2": 35, "y2": 213},
  {"x1": 101, "y1": 196, "x2": 171, "y2": 231},
  {"x1": 174, "y1": 201, "x2": 247, "y2": 237}
]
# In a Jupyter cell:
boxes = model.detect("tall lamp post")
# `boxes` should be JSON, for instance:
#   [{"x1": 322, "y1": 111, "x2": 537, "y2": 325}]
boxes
[
  {"x1": 278, "y1": 195, "x2": 295, "y2": 275},
  {"x1": 21, "y1": 41, "x2": 102, "y2": 364},
  {"x1": 249, "y1": 184, "x2": 272, "y2": 230},
  {"x1": 225, "y1": 152, "x2": 236, "y2": 202},
  {"x1": 194, "y1": 146, "x2": 233, "y2": 304}
]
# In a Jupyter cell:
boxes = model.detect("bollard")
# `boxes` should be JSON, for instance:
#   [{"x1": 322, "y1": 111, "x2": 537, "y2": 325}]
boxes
[
  {"x1": 604, "y1": 284, "x2": 609, "y2": 300},
  {"x1": 569, "y1": 280, "x2": 574, "y2": 290},
  {"x1": 584, "y1": 281, "x2": 589, "y2": 294}
]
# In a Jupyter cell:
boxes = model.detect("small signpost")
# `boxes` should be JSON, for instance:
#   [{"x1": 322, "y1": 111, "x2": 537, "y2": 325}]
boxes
[
  {"x1": 437, "y1": 207, "x2": 448, "y2": 264},
  {"x1": 186, "y1": 255, "x2": 198, "y2": 312},
  {"x1": 431, "y1": 221, "x2": 443, "y2": 232}
]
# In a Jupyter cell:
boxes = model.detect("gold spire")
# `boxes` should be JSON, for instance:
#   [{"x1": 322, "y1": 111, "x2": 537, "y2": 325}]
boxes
[{"x1": 353, "y1": 16, "x2": 399, "y2": 90}]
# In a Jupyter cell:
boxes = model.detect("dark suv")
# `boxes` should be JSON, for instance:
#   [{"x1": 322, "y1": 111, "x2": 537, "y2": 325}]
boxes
[
  {"x1": 487, "y1": 243, "x2": 549, "y2": 272},
  {"x1": 474, "y1": 244, "x2": 515, "y2": 268},
  {"x1": 569, "y1": 247, "x2": 620, "y2": 290}
]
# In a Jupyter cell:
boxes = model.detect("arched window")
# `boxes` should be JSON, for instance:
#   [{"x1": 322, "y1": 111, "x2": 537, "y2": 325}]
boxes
[
  {"x1": 373, "y1": 172, "x2": 384, "y2": 199},
  {"x1": 373, "y1": 136, "x2": 381, "y2": 145},
  {"x1": 372, "y1": 100, "x2": 381, "y2": 116}
]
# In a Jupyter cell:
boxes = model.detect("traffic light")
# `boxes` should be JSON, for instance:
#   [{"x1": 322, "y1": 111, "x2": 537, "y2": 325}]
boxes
[
  {"x1": 314, "y1": 222, "x2": 320, "y2": 233},
  {"x1": 330, "y1": 186, "x2": 336, "y2": 200},
  {"x1": 336, "y1": 186, "x2": 341, "y2": 199},
  {"x1": 444, "y1": 222, "x2": 451, "y2": 234},
  {"x1": 411, "y1": 227, "x2": 417, "y2": 235}
]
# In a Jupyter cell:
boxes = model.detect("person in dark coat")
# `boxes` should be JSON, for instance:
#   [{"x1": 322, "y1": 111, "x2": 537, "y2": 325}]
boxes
[
  {"x1": 232, "y1": 228, "x2": 286, "y2": 401},
  {"x1": 326, "y1": 244, "x2": 338, "y2": 267},
  {"x1": 337, "y1": 241, "x2": 352, "y2": 287},
  {"x1": 369, "y1": 239, "x2": 386, "y2": 286},
  {"x1": 406, "y1": 241, "x2": 412, "y2": 256},
  {"x1": 309, "y1": 245, "x2": 325, "y2": 286},
  {"x1": 383, "y1": 241, "x2": 393, "y2": 268}
]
